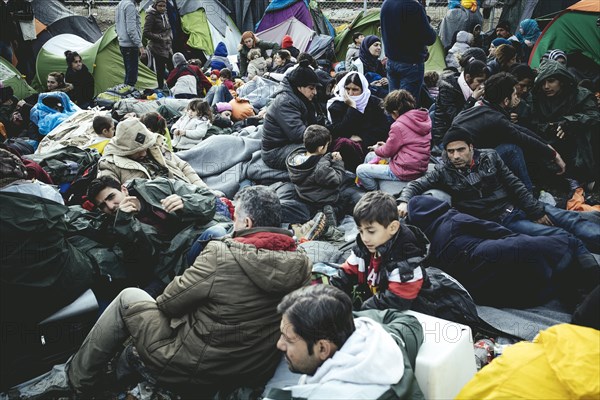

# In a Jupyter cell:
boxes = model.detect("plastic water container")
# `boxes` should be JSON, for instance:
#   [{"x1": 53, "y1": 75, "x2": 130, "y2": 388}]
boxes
[{"x1": 403, "y1": 310, "x2": 477, "y2": 400}]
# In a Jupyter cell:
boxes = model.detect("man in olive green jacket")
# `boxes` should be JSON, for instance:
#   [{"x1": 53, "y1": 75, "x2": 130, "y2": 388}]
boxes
[{"x1": 32, "y1": 185, "x2": 312, "y2": 397}]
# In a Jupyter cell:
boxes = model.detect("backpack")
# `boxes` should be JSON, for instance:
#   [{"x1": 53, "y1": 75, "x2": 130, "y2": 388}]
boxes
[{"x1": 95, "y1": 84, "x2": 142, "y2": 110}]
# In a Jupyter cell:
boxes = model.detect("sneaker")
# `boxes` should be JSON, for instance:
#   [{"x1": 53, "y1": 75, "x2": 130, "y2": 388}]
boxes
[
  {"x1": 292, "y1": 212, "x2": 327, "y2": 242},
  {"x1": 323, "y1": 205, "x2": 337, "y2": 227}
]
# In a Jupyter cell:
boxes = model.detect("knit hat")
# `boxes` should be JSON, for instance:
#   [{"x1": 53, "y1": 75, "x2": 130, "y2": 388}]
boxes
[
  {"x1": 0, "y1": 85, "x2": 14, "y2": 104},
  {"x1": 443, "y1": 126, "x2": 473, "y2": 149},
  {"x1": 547, "y1": 49, "x2": 567, "y2": 63},
  {"x1": 495, "y1": 44, "x2": 516, "y2": 66},
  {"x1": 282, "y1": 35, "x2": 293, "y2": 49},
  {"x1": 106, "y1": 119, "x2": 158, "y2": 157},
  {"x1": 460, "y1": 47, "x2": 487, "y2": 64},
  {"x1": 491, "y1": 38, "x2": 511, "y2": 47},
  {"x1": 288, "y1": 60, "x2": 321, "y2": 87},
  {"x1": 172, "y1": 52, "x2": 187, "y2": 68},
  {"x1": 0, "y1": 148, "x2": 27, "y2": 187},
  {"x1": 215, "y1": 102, "x2": 232, "y2": 113},
  {"x1": 210, "y1": 69, "x2": 220, "y2": 78}
]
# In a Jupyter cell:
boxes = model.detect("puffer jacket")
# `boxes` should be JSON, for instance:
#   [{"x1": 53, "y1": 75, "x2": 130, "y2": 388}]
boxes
[
  {"x1": 122, "y1": 228, "x2": 311, "y2": 388},
  {"x1": 262, "y1": 81, "x2": 313, "y2": 152},
  {"x1": 99, "y1": 134, "x2": 204, "y2": 186},
  {"x1": 432, "y1": 73, "x2": 477, "y2": 147},
  {"x1": 531, "y1": 60, "x2": 599, "y2": 179},
  {"x1": 286, "y1": 148, "x2": 345, "y2": 204},
  {"x1": 171, "y1": 115, "x2": 211, "y2": 150},
  {"x1": 375, "y1": 108, "x2": 431, "y2": 181},
  {"x1": 247, "y1": 56, "x2": 268, "y2": 80},
  {"x1": 398, "y1": 149, "x2": 545, "y2": 221},
  {"x1": 143, "y1": 5, "x2": 173, "y2": 58}
]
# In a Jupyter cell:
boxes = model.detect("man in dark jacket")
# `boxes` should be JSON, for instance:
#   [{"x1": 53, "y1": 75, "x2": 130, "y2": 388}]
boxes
[
  {"x1": 397, "y1": 129, "x2": 600, "y2": 258},
  {"x1": 262, "y1": 60, "x2": 322, "y2": 170},
  {"x1": 23, "y1": 186, "x2": 311, "y2": 398},
  {"x1": 380, "y1": 0, "x2": 436, "y2": 100},
  {"x1": 450, "y1": 72, "x2": 566, "y2": 191}
]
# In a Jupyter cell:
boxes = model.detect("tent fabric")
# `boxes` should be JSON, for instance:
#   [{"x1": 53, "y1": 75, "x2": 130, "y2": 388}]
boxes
[
  {"x1": 530, "y1": 9, "x2": 600, "y2": 68},
  {"x1": 140, "y1": 0, "x2": 230, "y2": 36},
  {"x1": 425, "y1": 36, "x2": 447, "y2": 72},
  {"x1": 0, "y1": 57, "x2": 37, "y2": 100},
  {"x1": 256, "y1": 0, "x2": 314, "y2": 32},
  {"x1": 498, "y1": 0, "x2": 577, "y2": 36},
  {"x1": 309, "y1": 3, "x2": 336, "y2": 37},
  {"x1": 181, "y1": 9, "x2": 215, "y2": 54},
  {"x1": 307, "y1": 34, "x2": 333, "y2": 60},
  {"x1": 46, "y1": 16, "x2": 102, "y2": 44},
  {"x1": 31, "y1": 0, "x2": 72, "y2": 26},
  {"x1": 256, "y1": 17, "x2": 315, "y2": 53},
  {"x1": 263, "y1": 0, "x2": 306, "y2": 13},
  {"x1": 220, "y1": 0, "x2": 270, "y2": 34},
  {"x1": 34, "y1": 27, "x2": 156, "y2": 95},
  {"x1": 569, "y1": 0, "x2": 600, "y2": 12}
]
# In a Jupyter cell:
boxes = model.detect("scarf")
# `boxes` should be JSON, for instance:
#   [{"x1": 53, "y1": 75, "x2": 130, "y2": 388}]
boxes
[
  {"x1": 327, "y1": 72, "x2": 371, "y2": 121},
  {"x1": 457, "y1": 72, "x2": 473, "y2": 101},
  {"x1": 517, "y1": 19, "x2": 541, "y2": 44},
  {"x1": 359, "y1": 35, "x2": 384, "y2": 76}
]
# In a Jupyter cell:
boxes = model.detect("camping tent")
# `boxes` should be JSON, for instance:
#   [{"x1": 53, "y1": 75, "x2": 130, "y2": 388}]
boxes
[
  {"x1": 32, "y1": 15, "x2": 102, "y2": 59},
  {"x1": 256, "y1": 0, "x2": 335, "y2": 38},
  {"x1": 256, "y1": 17, "x2": 315, "y2": 53},
  {"x1": 33, "y1": 27, "x2": 157, "y2": 95},
  {"x1": 498, "y1": 0, "x2": 578, "y2": 34},
  {"x1": 220, "y1": 0, "x2": 270, "y2": 34},
  {"x1": 0, "y1": 57, "x2": 37, "y2": 100},
  {"x1": 529, "y1": 0, "x2": 600, "y2": 68},
  {"x1": 139, "y1": 0, "x2": 241, "y2": 56},
  {"x1": 334, "y1": 9, "x2": 446, "y2": 72}
]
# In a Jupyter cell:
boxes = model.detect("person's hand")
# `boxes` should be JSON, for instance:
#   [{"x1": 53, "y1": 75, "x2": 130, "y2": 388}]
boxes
[
  {"x1": 343, "y1": 90, "x2": 356, "y2": 108},
  {"x1": 473, "y1": 85, "x2": 485, "y2": 99},
  {"x1": 17, "y1": 99, "x2": 26, "y2": 108},
  {"x1": 535, "y1": 214, "x2": 554, "y2": 226},
  {"x1": 119, "y1": 196, "x2": 141, "y2": 213},
  {"x1": 398, "y1": 202, "x2": 408, "y2": 218},
  {"x1": 556, "y1": 124, "x2": 566, "y2": 139},
  {"x1": 510, "y1": 113, "x2": 519, "y2": 123},
  {"x1": 10, "y1": 112, "x2": 22, "y2": 123},
  {"x1": 350, "y1": 135, "x2": 362, "y2": 142},
  {"x1": 371, "y1": 80, "x2": 382, "y2": 87},
  {"x1": 257, "y1": 108, "x2": 267, "y2": 118},
  {"x1": 554, "y1": 152, "x2": 566, "y2": 175},
  {"x1": 331, "y1": 151, "x2": 342, "y2": 161},
  {"x1": 161, "y1": 194, "x2": 184, "y2": 213},
  {"x1": 139, "y1": 47, "x2": 146, "y2": 57},
  {"x1": 379, "y1": 77, "x2": 388, "y2": 86}
]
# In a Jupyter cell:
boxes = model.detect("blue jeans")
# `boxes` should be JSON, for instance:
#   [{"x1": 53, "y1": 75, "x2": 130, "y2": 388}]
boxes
[
  {"x1": 495, "y1": 143, "x2": 533, "y2": 192},
  {"x1": 386, "y1": 59, "x2": 424, "y2": 102},
  {"x1": 205, "y1": 85, "x2": 233, "y2": 106},
  {"x1": 120, "y1": 46, "x2": 139, "y2": 87},
  {"x1": 356, "y1": 152, "x2": 402, "y2": 190},
  {"x1": 186, "y1": 224, "x2": 229, "y2": 266},
  {"x1": 501, "y1": 205, "x2": 600, "y2": 255}
]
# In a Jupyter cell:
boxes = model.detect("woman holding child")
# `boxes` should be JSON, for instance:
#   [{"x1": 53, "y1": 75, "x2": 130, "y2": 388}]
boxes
[{"x1": 327, "y1": 71, "x2": 390, "y2": 172}]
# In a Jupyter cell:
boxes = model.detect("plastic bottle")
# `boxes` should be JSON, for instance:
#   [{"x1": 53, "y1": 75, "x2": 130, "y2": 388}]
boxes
[{"x1": 538, "y1": 190, "x2": 557, "y2": 206}]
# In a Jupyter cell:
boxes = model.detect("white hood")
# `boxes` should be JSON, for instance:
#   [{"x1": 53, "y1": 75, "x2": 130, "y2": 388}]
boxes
[{"x1": 288, "y1": 317, "x2": 405, "y2": 399}]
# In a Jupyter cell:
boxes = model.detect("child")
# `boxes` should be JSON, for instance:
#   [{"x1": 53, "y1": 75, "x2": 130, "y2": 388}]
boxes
[
  {"x1": 423, "y1": 71, "x2": 439, "y2": 100},
  {"x1": 286, "y1": 125, "x2": 345, "y2": 214},
  {"x1": 140, "y1": 112, "x2": 173, "y2": 150},
  {"x1": 89, "y1": 115, "x2": 115, "y2": 154},
  {"x1": 208, "y1": 69, "x2": 221, "y2": 86},
  {"x1": 219, "y1": 68, "x2": 235, "y2": 91},
  {"x1": 247, "y1": 48, "x2": 267, "y2": 80},
  {"x1": 171, "y1": 99, "x2": 212, "y2": 150},
  {"x1": 445, "y1": 31, "x2": 474, "y2": 70},
  {"x1": 356, "y1": 90, "x2": 431, "y2": 190},
  {"x1": 330, "y1": 190, "x2": 428, "y2": 310}
]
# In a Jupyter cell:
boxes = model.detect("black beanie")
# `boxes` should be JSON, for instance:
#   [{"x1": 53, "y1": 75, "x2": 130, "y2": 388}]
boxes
[
  {"x1": 289, "y1": 60, "x2": 321, "y2": 88},
  {"x1": 442, "y1": 126, "x2": 473, "y2": 149}
]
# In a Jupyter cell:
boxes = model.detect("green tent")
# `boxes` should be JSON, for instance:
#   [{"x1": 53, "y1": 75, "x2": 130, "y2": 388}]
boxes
[
  {"x1": 0, "y1": 57, "x2": 37, "y2": 100},
  {"x1": 334, "y1": 9, "x2": 446, "y2": 72},
  {"x1": 530, "y1": 1, "x2": 600, "y2": 68},
  {"x1": 33, "y1": 27, "x2": 157, "y2": 95}
]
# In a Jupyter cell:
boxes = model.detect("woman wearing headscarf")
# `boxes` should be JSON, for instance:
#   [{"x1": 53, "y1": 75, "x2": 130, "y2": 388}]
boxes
[
  {"x1": 237, "y1": 31, "x2": 280, "y2": 78},
  {"x1": 516, "y1": 19, "x2": 541, "y2": 63},
  {"x1": 327, "y1": 71, "x2": 390, "y2": 172},
  {"x1": 354, "y1": 35, "x2": 388, "y2": 98},
  {"x1": 143, "y1": 0, "x2": 174, "y2": 90}
]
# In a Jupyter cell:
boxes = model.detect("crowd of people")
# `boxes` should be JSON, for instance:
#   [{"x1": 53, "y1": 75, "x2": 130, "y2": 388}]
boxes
[{"x1": 1, "y1": 0, "x2": 599, "y2": 398}]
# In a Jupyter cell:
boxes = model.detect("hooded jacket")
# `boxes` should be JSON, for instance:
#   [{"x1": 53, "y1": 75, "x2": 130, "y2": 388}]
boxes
[
  {"x1": 143, "y1": 4, "x2": 173, "y2": 58},
  {"x1": 531, "y1": 60, "x2": 599, "y2": 178},
  {"x1": 375, "y1": 108, "x2": 431, "y2": 181},
  {"x1": 206, "y1": 42, "x2": 233, "y2": 71},
  {"x1": 122, "y1": 228, "x2": 311, "y2": 387},
  {"x1": 286, "y1": 147, "x2": 345, "y2": 204},
  {"x1": 445, "y1": 31, "x2": 473, "y2": 69},
  {"x1": 398, "y1": 149, "x2": 545, "y2": 221},
  {"x1": 99, "y1": 124, "x2": 204, "y2": 186},
  {"x1": 345, "y1": 43, "x2": 360, "y2": 66},
  {"x1": 407, "y1": 195, "x2": 578, "y2": 307},
  {"x1": 266, "y1": 311, "x2": 424, "y2": 400},
  {"x1": 115, "y1": 0, "x2": 142, "y2": 48},
  {"x1": 170, "y1": 114, "x2": 211, "y2": 150}
]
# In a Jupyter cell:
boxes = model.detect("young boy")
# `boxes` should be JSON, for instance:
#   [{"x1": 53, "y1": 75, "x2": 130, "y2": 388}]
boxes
[
  {"x1": 89, "y1": 115, "x2": 115, "y2": 154},
  {"x1": 208, "y1": 69, "x2": 221, "y2": 86},
  {"x1": 286, "y1": 125, "x2": 345, "y2": 221},
  {"x1": 331, "y1": 190, "x2": 429, "y2": 310}
]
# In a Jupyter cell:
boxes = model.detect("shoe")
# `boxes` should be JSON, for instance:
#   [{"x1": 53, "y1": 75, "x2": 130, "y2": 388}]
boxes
[
  {"x1": 10, "y1": 363, "x2": 72, "y2": 399},
  {"x1": 292, "y1": 212, "x2": 327, "y2": 242},
  {"x1": 323, "y1": 205, "x2": 337, "y2": 227}
]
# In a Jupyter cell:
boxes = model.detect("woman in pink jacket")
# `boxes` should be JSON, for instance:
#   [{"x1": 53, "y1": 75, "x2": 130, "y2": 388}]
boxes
[{"x1": 356, "y1": 89, "x2": 431, "y2": 190}]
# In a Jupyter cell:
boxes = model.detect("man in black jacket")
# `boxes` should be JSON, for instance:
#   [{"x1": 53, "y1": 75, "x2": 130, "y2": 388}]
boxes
[
  {"x1": 449, "y1": 72, "x2": 566, "y2": 191},
  {"x1": 397, "y1": 129, "x2": 600, "y2": 258}
]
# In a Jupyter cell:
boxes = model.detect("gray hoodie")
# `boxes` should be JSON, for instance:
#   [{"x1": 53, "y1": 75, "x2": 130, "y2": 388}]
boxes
[{"x1": 115, "y1": 0, "x2": 142, "y2": 48}]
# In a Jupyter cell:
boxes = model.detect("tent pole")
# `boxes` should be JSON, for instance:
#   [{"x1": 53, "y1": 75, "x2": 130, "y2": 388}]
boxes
[{"x1": 363, "y1": 0, "x2": 367, "y2": 13}]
